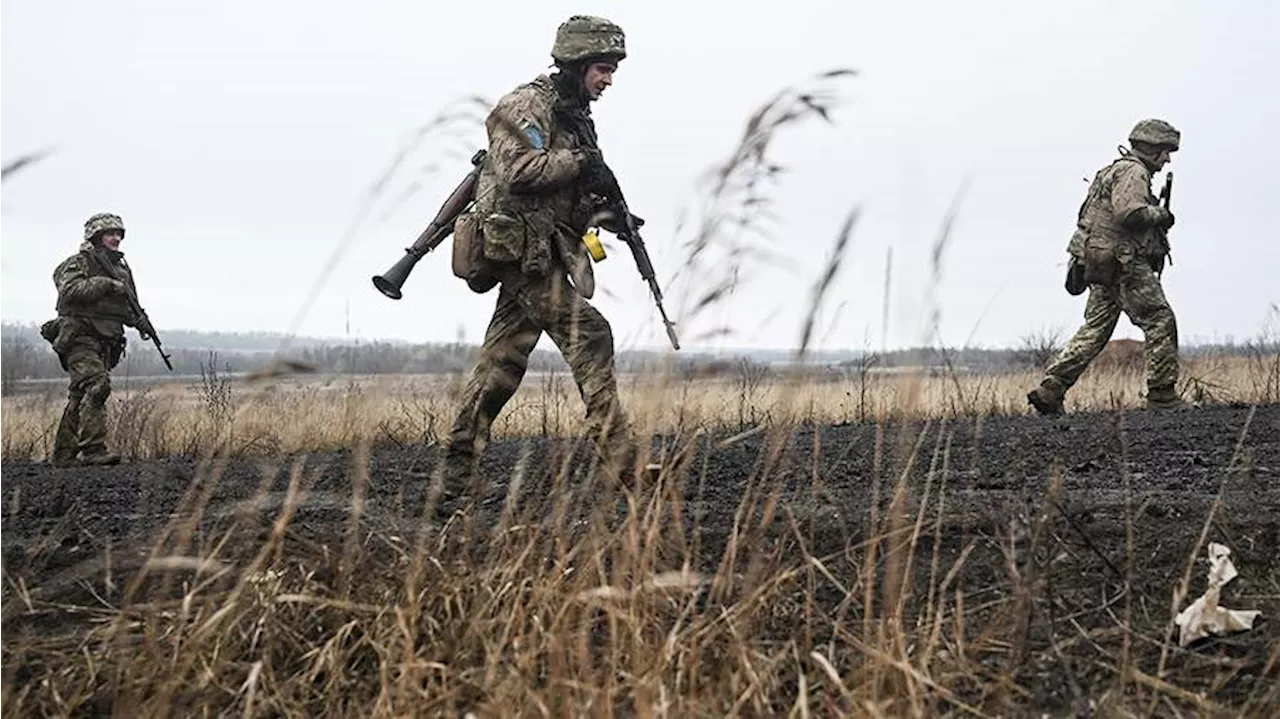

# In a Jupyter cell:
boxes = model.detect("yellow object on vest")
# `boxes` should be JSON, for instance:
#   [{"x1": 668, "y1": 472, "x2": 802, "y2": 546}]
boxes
[{"x1": 583, "y1": 228, "x2": 607, "y2": 262}]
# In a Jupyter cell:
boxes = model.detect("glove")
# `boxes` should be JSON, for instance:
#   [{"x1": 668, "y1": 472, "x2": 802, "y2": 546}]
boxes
[
  {"x1": 88, "y1": 276, "x2": 127, "y2": 297},
  {"x1": 1139, "y1": 205, "x2": 1175, "y2": 230},
  {"x1": 135, "y1": 316, "x2": 155, "y2": 341},
  {"x1": 576, "y1": 149, "x2": 616, "y2": 195},
  {"x1": 598, "y1": 209, "x2": 645, "y2": 234}
]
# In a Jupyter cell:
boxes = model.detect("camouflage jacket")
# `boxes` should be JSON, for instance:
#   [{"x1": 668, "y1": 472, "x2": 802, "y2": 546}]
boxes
[
  {"x1": 53, "y1": 241, "x2": 141, "y2": 339},
  {"x1": 472, "y1": 74, "x2": 599, "y2": 279},
  {"x1": 1067, "y1": 154, "x2": 1165, "y2": 258}
]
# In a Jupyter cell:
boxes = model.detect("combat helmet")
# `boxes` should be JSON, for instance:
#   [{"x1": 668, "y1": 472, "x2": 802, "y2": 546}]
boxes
[
  {"x1": 551, "y1": 15, "x2": 626, "y2": 64},
  {"x1": 1129, "y1": 118, "x2": 1180, "y2": 150},
  {"x1": 84, "y1": 212, "x2": 126, "y2": 242}
]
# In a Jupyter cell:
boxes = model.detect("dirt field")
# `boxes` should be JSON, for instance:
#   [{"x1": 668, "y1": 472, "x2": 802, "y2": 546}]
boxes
[{"x1": 3, "y1": 403, "x2": 1279, "y2": 715}]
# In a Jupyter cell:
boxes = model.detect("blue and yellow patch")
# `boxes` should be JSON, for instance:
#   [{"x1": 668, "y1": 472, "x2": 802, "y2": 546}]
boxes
[{"x1": 522, "y1": 123, "x2": 546, "y2": 150}]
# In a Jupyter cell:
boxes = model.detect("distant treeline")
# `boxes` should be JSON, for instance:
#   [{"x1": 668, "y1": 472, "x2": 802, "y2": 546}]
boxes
[{"x1": 2, "y1": 321, "x2": 1275, "y2": 394}]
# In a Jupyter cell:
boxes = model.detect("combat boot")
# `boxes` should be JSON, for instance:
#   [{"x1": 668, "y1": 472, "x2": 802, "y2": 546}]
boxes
[
  {"x1": 438, "y1": 445, "x2": 483, "y2": 501},
  {"x1": 80, "y1": 449, "x2": 122, "y2": 466},
  {"x1": 1146, "y1": 385, "x2": 1187, "y2": 410},
  {"x1": 49, "y1": 450, "x2": 80, "y2": 469},
  {"x1": 1026, "y1": 380, "x2": 1065, "y2": 417}
]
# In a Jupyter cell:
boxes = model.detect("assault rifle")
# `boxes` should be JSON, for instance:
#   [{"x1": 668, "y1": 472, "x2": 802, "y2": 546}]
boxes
[
  {"x1": 372, "y1": 149, "x2": 487, "y2": 300},
  {"x1": 86, "y1": 251, "x2": 173, "y2": 371},
  {"x1": 1157, "y1": 171, "x2": 1174, "y2": 272},
  {"x1": 592, "y1": 165, "x2": 681, "y2": 351}
]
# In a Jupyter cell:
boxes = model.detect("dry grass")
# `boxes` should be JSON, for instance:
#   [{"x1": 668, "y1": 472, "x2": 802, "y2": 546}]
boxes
[
  {"x1": 2, "y1": 353, "x2": 1274, "y2": 462},
  {"x1": 5, "y1": 69, "x2": 1279, "y2": 717}
]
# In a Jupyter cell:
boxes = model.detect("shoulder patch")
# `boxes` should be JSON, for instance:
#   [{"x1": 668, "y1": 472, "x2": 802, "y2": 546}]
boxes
[{"x1": 521, "y1": 122, "x2": 546, "y2": 150}]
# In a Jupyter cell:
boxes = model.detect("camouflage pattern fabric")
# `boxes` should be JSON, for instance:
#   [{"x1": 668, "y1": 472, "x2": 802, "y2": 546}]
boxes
[
  {"x1": 52, "y1": 333, "x2": 117, "y2": 462},
  {"x1": 444, "y1": 50, "x2": 637, "y2": 486},
  {"x1": 552, "y1": 15, "x2": 626, "y2": 63},
  {"x1": 47, "y1": 238, "x2": 142, "y2": 464},
  {"x1": 54, "y1": 241, "x2": 140, "y2": 337},
  {"x1": 1042, "y1": 259, "x2": 1179, "y2": 393},
  {"x1": 1129, "y1": 118, "x2": 1180, "y2": 150},
  {"x1": 472, "y1": 74, "x2": 597, "y2": 281},
  {"x1": 446, "y1": 269, "x2": 632, "y2": 470},
  {"x1": 1070, "y1": 155, "x2": 1166, "y2": 259},
  {"x1": 83, "y1": 212, "x2": 126, "y2": 242}
]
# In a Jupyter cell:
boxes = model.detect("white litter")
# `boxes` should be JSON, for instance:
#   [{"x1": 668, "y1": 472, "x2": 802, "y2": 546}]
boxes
[{"x1": 1174, "y1": 542, "x2": 1262, "y2": 647}]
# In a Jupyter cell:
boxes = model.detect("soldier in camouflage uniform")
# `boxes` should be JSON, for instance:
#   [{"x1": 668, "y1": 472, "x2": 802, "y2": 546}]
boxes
[
  {"x1": 441, "y1": 15, "x2": 643, "y2": 491},
  {"x1": 1028, "y1": 119, "x2": 1185, "y2": 416},
  {"x1": 42, "y1": 212, "x2": 156, "y2": 467}
]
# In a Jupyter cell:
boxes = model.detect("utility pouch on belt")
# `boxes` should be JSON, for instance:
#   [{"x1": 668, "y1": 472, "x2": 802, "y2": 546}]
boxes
[
  {"x1": 452, "y1": 210, "x2": 498, "y2": 294},
  {"x1": 481, "y1": 212, "x2": 526, "y2": 264},
  {"x1": 1082, "y1": 235, "x2": 1119, "y2": 287}
]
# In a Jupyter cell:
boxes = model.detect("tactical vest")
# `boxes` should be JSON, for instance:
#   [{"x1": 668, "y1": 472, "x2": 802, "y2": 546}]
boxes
[
  {"x1": 468, "y1": 74, "x2": 598, "y2": 287},
  {"x1": 56, "y1": 249, "x2": 137, "y2": 324},
  {"x1": 1072, "y1": 155, "x2": 1154, "y2": 253}
]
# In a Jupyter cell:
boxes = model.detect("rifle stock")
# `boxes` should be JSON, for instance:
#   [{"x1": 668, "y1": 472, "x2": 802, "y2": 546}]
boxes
[{"x1": 372, "y1": 149, "x2": 487, "y2": 300}]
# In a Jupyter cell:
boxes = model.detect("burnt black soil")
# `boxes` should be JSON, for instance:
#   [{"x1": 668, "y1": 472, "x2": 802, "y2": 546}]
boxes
[{"x1": 4, "y1": 403, "x2": 1279, "y2": 713}]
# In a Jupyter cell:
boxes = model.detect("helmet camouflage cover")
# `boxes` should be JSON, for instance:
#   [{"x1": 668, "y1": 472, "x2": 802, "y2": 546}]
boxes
[
  {"x1": 1129, "y1": 118, "x2": 1180, "y2": 150},
  {"x1": 84, "y1": 212, "x2": 126, "y2": 241},
  {"x1": 551, "y1": 15, "x2": 626, "y2": 64}
]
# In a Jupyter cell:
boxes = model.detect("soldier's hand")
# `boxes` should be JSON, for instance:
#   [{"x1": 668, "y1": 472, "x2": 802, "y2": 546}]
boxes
[
  {"x1": 1141, "y1": 205, "x2": 1175, "y2": 230},
  {"x1": 88, "y1": 276, "x2": 127, "y2": 297},
  {"x1": 576, "y1": 149, "x2": 616, "y2": 194},
  {"x1": 598, "y1": 209, "x2": 645, "y2": 234}
]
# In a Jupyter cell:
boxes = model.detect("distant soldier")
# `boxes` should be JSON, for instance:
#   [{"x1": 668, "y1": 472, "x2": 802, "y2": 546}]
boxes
[
  {"x1": 441, "y1": 15, "x2": 647, "y2": 493},
  {"x1": 1028, "y1": 119, "x2": 1185, "y2": 416},
  {"x1": 41, "y1": 212, "x2": 157, "y2": 466}
]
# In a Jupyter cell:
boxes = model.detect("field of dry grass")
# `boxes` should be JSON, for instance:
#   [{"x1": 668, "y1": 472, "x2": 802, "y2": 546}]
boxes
[
  {"x1": 6, "y1": 67, "x2": 1280, "y2": 717},
  {"x1": 2, "y1": 352, "x2": 1277, "y2": 462}
]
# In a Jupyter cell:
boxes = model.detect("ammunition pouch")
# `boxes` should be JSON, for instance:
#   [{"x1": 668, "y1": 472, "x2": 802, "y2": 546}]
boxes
[
  {"x1": 105, "y1": 336, "x2": 126, "y2": 370},
  {"x1": 1064, "y1": 256, "x2": 1087, "y2": 296},
  {"x1": 450, "y1": 210, "x2": 498, "y2": 294},
  {"x1": 40, "y1": 316, "x2": 69, "y2": 365},
  {"x1": 481, "y1": 212, "x2": 526, "y2": 264},
  {"x1": 1082, "y1": 235, "x2": 1120, "y2": 287},
  {"x1": 40, "y1": 317, "x2": 62, "y2": 346}
]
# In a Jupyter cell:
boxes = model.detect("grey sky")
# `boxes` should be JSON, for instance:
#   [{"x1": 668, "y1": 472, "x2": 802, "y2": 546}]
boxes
[{"x1": 3, "y1": 0, "x2": 1277, "y2": 355}]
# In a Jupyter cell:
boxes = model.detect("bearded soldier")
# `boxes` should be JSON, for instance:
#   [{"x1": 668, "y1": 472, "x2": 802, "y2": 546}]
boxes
[
  {"x1": 1028, "y1": 119, "x2": 1185, "y2": 416},
  {"x1": 42, "y1": 212, "x2": 157, "y2": 466},
  {"x1": 441, "y1": 15, "x2": 645, "y2": 493}
]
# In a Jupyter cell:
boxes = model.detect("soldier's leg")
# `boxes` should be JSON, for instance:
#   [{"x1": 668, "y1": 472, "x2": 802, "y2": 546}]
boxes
[
  {"x1": 445, "y1": 286, "x2": 542, "y2": 475},
  {"x1": 52, "y1": 376, "x2": 86, "y2": 467},
  {"x1": 1118, "y1": 262, "x2": 1182, "y2": 407},
  {"x1": 531, "y1": 274, "x2": 635, "y2": 470},
  {"x1": 73, "y1": 343, "x2": 120, "y2": 465},
  {"x1": 1030, "y1": 286, "x2": 1122, "y2": 414}
]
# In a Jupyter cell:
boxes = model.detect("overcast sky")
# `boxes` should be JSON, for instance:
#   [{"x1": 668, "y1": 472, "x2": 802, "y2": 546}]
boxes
[{"x1": 3, "y1": 0, "x2": 1276, "y2": 355}]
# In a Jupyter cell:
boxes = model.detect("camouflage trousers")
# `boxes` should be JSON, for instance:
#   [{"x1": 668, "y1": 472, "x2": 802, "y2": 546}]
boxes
[
  {"x1": 446, "y1": 270, "x2": 633, "y2": 470},
  {"x1": 1043, "y1": 258, "x2": 1179, "y2": 394},
  {"x1": 53, "y1": 335, "x2": 118, "y2": 462}
]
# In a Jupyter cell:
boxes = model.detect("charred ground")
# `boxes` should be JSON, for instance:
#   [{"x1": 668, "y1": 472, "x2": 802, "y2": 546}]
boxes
[{"x1": 3, "y1": 403, "x2": 1279, "y2": 714}]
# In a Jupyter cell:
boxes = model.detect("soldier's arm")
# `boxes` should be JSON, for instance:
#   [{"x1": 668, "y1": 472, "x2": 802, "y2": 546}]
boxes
[
  {"x1": 1112, "y1": 164, "x2": 1169, "y2": 229},
  {"x1": 486, "y1": 94, "x2": 587, "y2": 194},
  {"x1": 53, "y1": 256, "x2": 117, "y2": 303}
]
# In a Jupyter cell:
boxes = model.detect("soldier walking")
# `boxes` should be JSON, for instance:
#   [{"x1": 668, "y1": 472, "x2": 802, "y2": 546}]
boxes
[
  {"x1": 1028, "y1": 119, "x2": 1186, "y2": 416},
  {"x1": 441, "y1": 15, "x2": 648, "y2": 493},
  {"x1": 42, "y1": 212, "x2": 157, "y2": 466}
]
